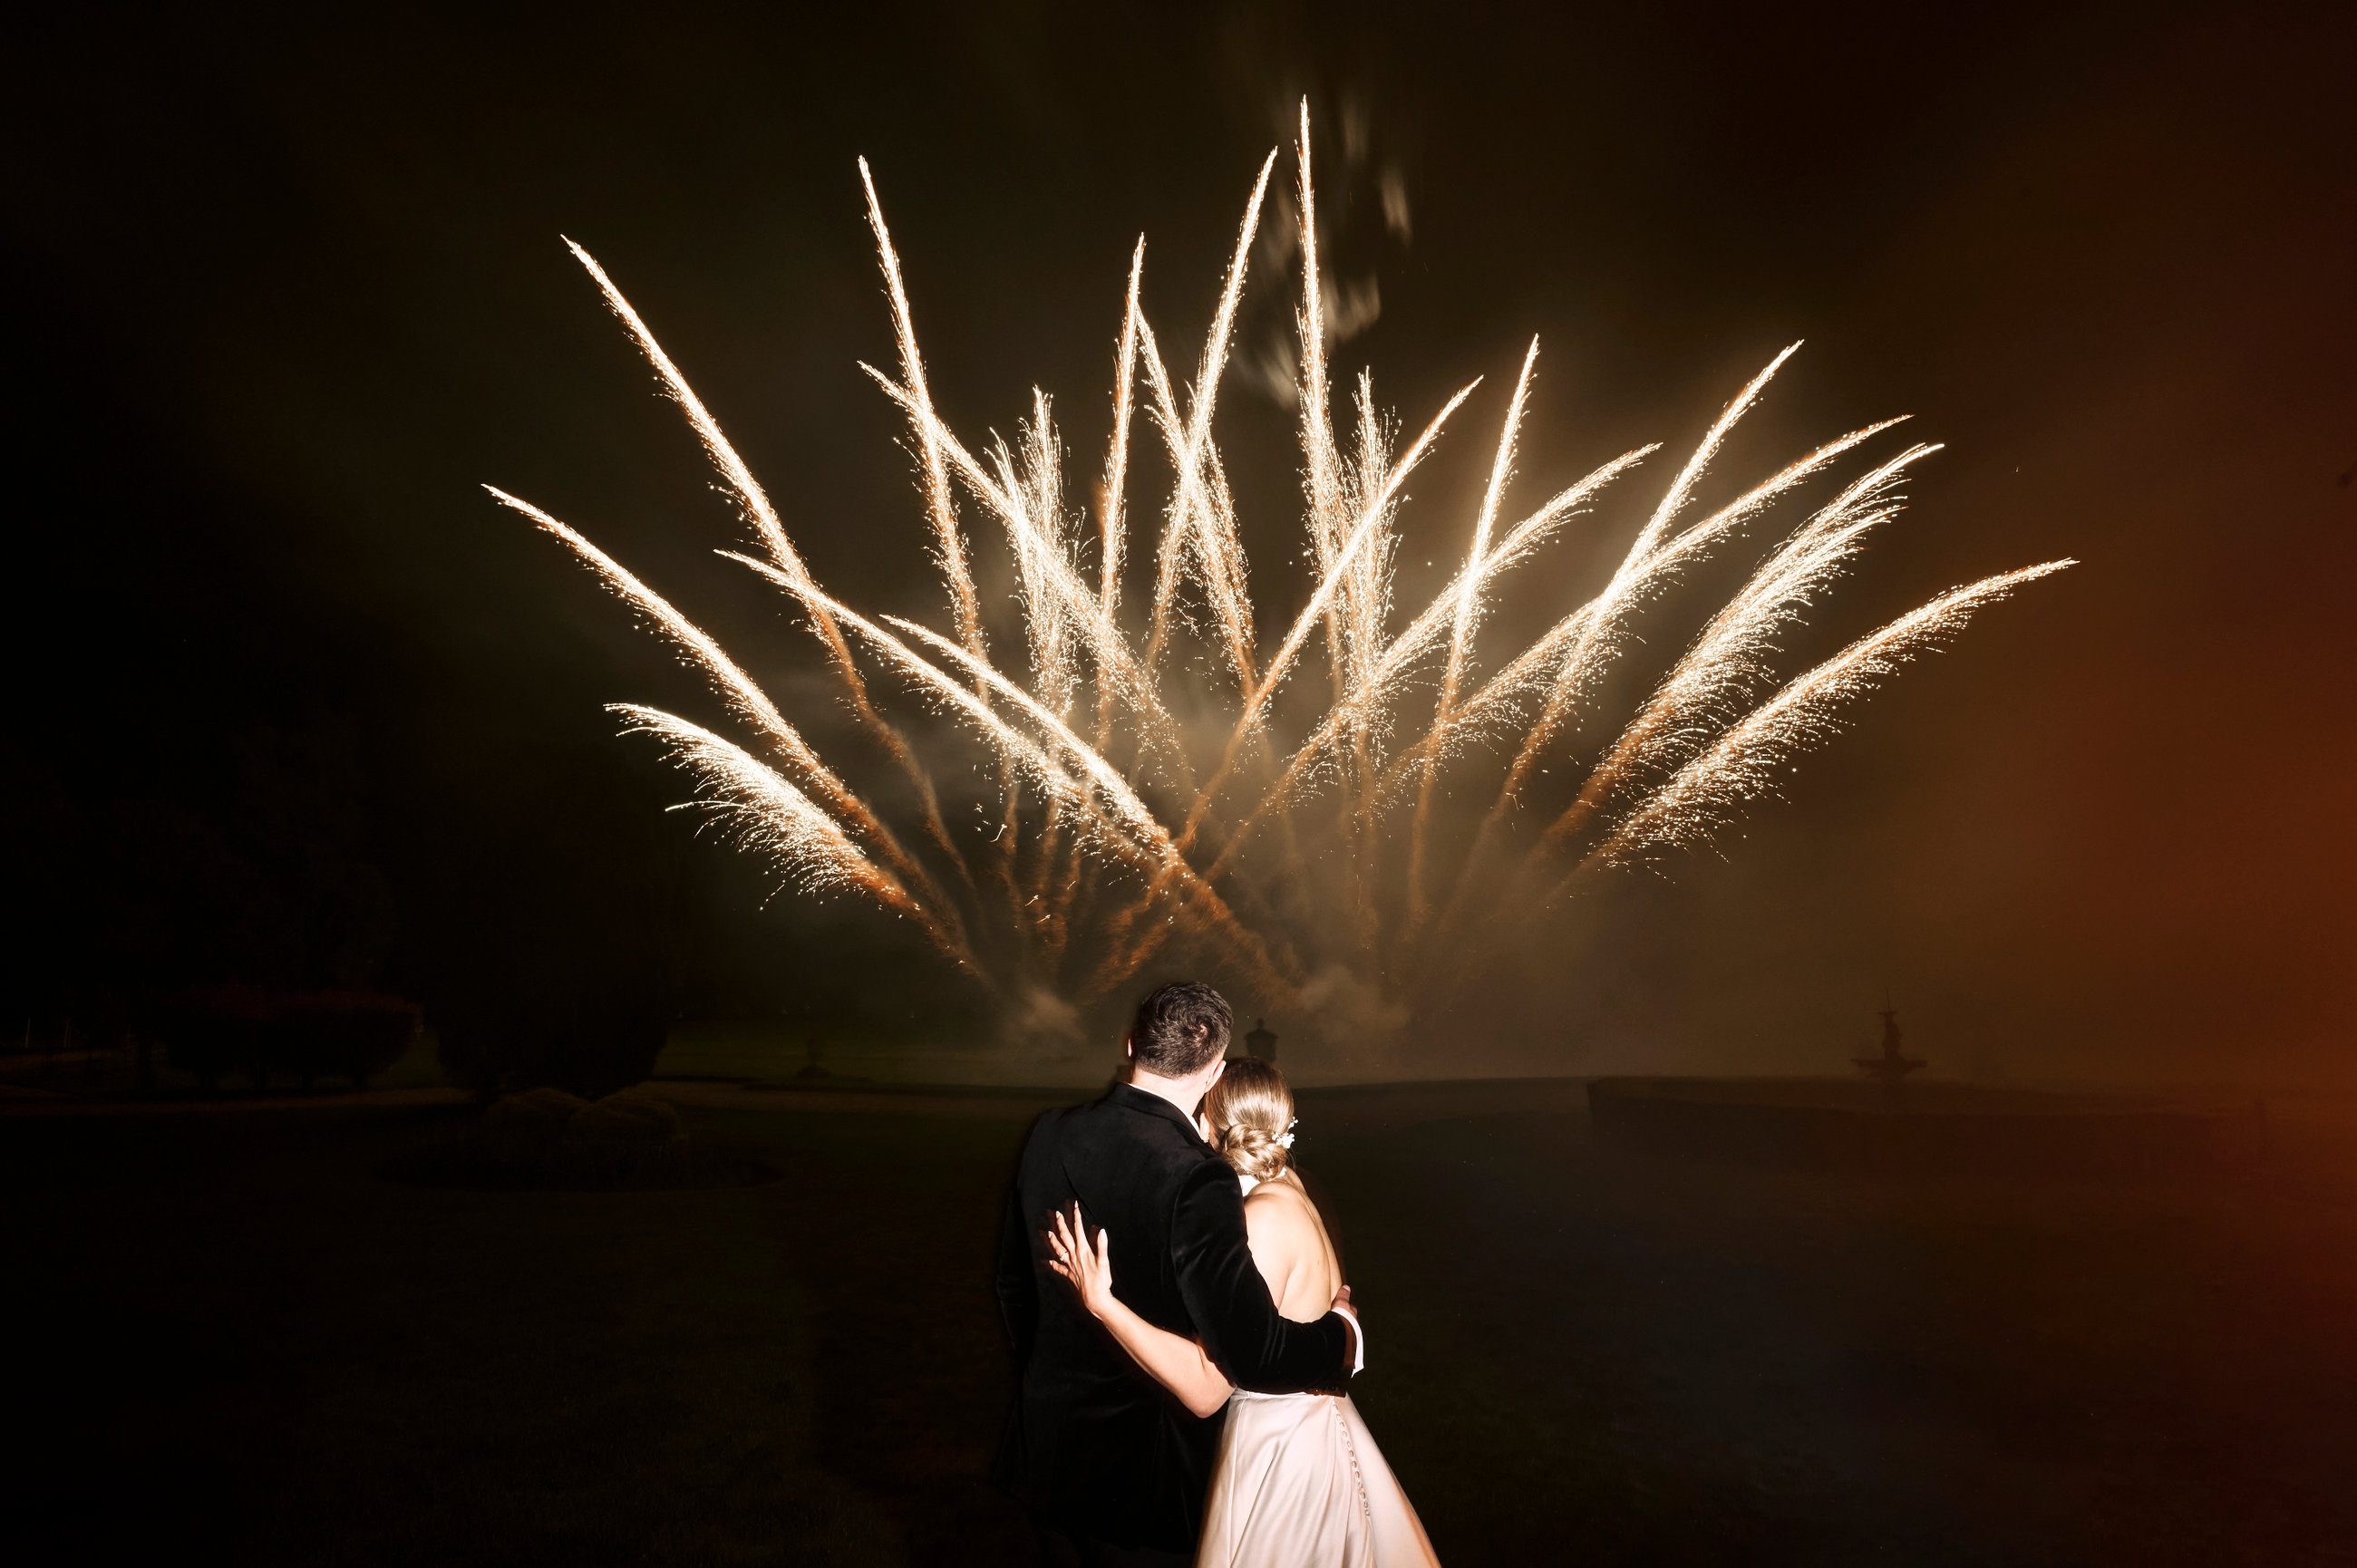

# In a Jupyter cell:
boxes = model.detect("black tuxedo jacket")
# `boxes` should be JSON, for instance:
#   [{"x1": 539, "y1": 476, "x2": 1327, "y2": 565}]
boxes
[{"x1": 993, "y1": 1081, "x2": 1352, "y2": 1552}]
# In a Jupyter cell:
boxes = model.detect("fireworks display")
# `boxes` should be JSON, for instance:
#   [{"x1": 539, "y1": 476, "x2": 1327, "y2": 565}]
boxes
[{"x1": 492, "y1": 104, "x2": 2071, "y2": 1027}]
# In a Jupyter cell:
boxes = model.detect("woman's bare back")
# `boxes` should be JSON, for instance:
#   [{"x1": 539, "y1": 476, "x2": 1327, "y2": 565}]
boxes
[{"x1": 1241, "y1": 1173, "x2": 1342, "y2": 1321}]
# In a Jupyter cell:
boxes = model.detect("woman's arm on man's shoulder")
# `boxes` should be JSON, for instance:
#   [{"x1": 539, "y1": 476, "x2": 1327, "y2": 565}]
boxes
[
  {"x1": 1045, "y1": 1205, "x2": 1231, "y2": 1418},
  {"x1": 1169, "y1": 1164, "x2": 1352, "y2": 1392}
]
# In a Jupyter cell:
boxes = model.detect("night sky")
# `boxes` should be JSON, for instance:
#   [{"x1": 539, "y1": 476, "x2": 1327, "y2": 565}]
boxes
[{"x1": 8, "y1": 1, "x2": 2352, "y2": 1084}]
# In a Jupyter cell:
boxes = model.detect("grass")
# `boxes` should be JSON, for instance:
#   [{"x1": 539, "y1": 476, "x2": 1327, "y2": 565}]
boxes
[
  {"x1": 5, "y1": 1096, "x2": 2355, "y2": 1564},
  {"x1": 648, "y1": 1022, "x2": 1090, "y2": 1089},
  {"x1": 0, "y1": 1030, "x2": 452, "y2": 1098}
]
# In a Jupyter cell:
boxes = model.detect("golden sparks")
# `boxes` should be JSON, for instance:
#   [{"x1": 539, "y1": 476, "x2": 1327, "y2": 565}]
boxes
[{"x1": 499, "y1": 104, "x2": 2071, "y2": 1018}]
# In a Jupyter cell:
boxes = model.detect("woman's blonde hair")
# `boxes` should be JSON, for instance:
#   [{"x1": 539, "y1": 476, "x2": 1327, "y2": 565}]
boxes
[{"x1": 1206, "y1": 1057, "x2": 1294, "y2": 1182}]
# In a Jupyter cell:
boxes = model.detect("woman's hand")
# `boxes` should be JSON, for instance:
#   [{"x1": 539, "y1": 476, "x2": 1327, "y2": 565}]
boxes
[
  {"x1": 1045, "y1": 1203, "x2": 1116, "y2": 1320},
  {"x1": 1044, "y1": 1201, "x2": 1232, "y2": 1417}
]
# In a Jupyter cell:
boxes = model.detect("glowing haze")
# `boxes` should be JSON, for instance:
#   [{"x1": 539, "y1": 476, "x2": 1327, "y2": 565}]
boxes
[{"x1": 491, "y1": 103, "x2": 2071, "y2": 1040}]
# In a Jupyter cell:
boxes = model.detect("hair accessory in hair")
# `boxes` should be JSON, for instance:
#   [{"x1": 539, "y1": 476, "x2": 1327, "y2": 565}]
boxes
[{"x1": 1275, "y1": 1117, "x2": 1297, "y2": 1150}]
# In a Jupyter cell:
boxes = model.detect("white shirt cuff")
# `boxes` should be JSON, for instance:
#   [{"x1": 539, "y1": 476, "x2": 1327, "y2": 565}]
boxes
[{"x1": 1333, "y1": 1302, "x2": 1365, "y2": 1375}]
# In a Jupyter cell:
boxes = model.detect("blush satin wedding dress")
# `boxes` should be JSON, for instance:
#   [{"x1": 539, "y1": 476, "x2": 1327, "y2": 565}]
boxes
[
  {"x1": 1193, "y1": 1176, "x2": 1440, "y2": 1567},
  {"x1": 1194, "y1": 1387, "x2": 1440, "y2": 1567}
]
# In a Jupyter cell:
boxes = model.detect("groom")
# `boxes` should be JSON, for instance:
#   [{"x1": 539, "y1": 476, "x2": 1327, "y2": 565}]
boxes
[{"x1": 994, "y1": 982, "x2": 1361, "y2": 1565}]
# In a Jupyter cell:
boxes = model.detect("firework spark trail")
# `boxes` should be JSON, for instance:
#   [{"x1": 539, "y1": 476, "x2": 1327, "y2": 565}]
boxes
[
  {"x1": 991, "y1": 392, "x2": 1081, "y2": 950},
  {"x1": 1034, "y1": 240, "x2": 1151, "y2": 960},
  {"x1": 1079, "y1": 367, "x2": 1461, "y2": 981},
  {"x1": 493, "y1": 490, "x2": 830, "y2": 788},
  {"x1": 1642, "y1": 344, "x2": 1802, "y2": 559},
  {"x1": 1605, "y1": 440, "x2": 1940, "y2": 765},
  {"x1": 1143, "y1": 152, "x2": 1278, "y2": 682},
  {"x1": 889, "y1": 619, "x2": 1298, "y2": 998},
  {"x1": 787, "y1": 603, "x2": 1162, "y2": 970},
  {"x1": 1339, "y1": 440, "x2": 1646, "y2": 895},
  {"x1": 1476, "y1": 348, "x2": 1800, "y2": 800},
  {"x1": 1140, "y1": 325, "x2": 1197, "y2": 680},
  {"x1": 858, "y1": 163, "x2": 1043, "y2": 932},
  {"x1": 737, "y1": 571, "x2": 1143, "y2": 866},
  {"x1": 1158, "y1": 154, "x2": 1276, "y2": 679},
  {"x1": 1388, "y1": 415, "x2": 1916, "y2": 951},
  {"x1": 1174, "y1": 376, "x2": 1479, "y2": 851},
  {"x1": 1102, "y1": 371, "x2": 1485, "y2": 970},
  {"x1": 563, "y1": 240, "x2": 882, "y2": 705},
  {"x1": 969, "y1": 392, "x2": 1091, "y2": 950},
  {"x1": 515, "y1": 129, "x2": 2072, "y2": 1034},
  {"x1": 1207, "y1": 444, "x2": 1655, "y2": 866},
  {"x1": 1450, "y1": 415, "x2": 1912, "y2": 815},
  {"x1": 994, "y1": 392, "x2": 1081, "y2": 715},
  {"x1": 1459, "y1": 348, "x2": 1808, "y2": 811},
  {"x1": 609, "y1": 703, "x2": 919, "y2": 911},
  {"x1": 888, "y1": 615, "x2": 1211, "y2": 872},
  {"x1": 487, "y1": 488, "x2": 974, "y2": 959},
  {"x1": 1404, "y1": 335, "x2": 1541, "y2": 924},
  {"x1": 1550, "y1": 560, "x2": 2076, "y2": 897},
  {"x1": 560, "y1": 243, "x2": 801, "y2": 576},
  {"x1": 1345, "y1": 376, "x2": 1402, "y2": 684},
  {"x1": 754, "y1": 579, "x2": 1295, "y2": 997},
  {"x1": 560, "y1": 240, "x2": 980, "y2": 898},
  {"x1": 1440, "y1": 340, "x2": 1542, "y2": 721},
  {"x1": 858, "y1": 369, "x2": 1184, "y2": 760},
  {"x1": 1293, "y1": 102, "x2": 1351, "y2": 709},
  {"x1": 1529, "y1": 441, "x2": 1944, "y2": 861},
  {"x1": 1251, "y1": 384, "x2": 1480, "y2": 731},
  {"x1": 1138, "y1": 318, "x2": 1259, "y2": 692},
  {"x1": 859, "y1": 160, "x2": 985, "y2": 661},
  {"x1": 1339, "y1": 375, "x2": 1395, "y2": 943},
  {"x1": 1085, "y1": 377, "x2": 1479, "y2": 992},
  {"x1": 1099, "y1": 242, "x2": 1146, "y2": 661},
  {"x1": 1174, "y1": 452, "x2": 1654, "y2": 945}
]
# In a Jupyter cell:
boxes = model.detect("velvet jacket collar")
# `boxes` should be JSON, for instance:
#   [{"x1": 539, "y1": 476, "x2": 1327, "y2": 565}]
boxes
[{"x1": 1107, "y1": 1079, "x2": 1208, "y2": 1147}]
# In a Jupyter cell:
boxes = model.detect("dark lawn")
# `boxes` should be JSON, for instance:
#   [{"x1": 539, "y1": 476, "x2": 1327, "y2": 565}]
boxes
[{"x1": 5, "y1": 1096, "x2": 2355, "y2": 1565}]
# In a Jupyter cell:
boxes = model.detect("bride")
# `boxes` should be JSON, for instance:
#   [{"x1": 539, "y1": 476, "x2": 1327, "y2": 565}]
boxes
[{"x1": 1046, "y1": 1058, "x2": 1440, "y2": 1565}]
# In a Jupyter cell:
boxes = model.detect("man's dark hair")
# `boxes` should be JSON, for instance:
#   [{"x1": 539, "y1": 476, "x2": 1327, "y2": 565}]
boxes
[{"x1": 1129, "y1": 982, "x2": 1233, "y2": 1078}]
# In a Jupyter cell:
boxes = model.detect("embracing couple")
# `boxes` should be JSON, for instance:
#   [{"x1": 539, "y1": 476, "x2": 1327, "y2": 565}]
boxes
[{"x1": 994, "y1": 982, "x2": 1439, "y2": 1566}]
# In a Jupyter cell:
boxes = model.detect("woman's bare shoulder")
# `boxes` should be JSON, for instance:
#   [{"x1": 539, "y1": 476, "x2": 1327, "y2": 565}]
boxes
[
  {"x1": 1243, "y1": 1176, "x2": 1316, "y2": 1210},
  {"x1": 1241, "y1": 1180, "x2": 1324, "y2": 1244}
]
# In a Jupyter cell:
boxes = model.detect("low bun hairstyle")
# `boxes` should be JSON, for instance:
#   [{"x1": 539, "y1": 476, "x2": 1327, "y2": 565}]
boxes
[{"x1": 1206, "y1": 1057, "x2": 1294, "y2": 1183}]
